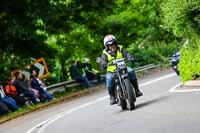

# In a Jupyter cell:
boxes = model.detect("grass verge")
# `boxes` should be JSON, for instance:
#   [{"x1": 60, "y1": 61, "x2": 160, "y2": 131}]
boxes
[{"x1": 0, "y1": 84, "x2": 104, "y2": 124}]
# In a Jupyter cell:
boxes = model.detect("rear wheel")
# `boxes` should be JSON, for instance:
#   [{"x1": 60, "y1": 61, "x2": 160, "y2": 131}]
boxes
[{"x1": 124, "y1": 79, "x2": 136, "y2": 110}]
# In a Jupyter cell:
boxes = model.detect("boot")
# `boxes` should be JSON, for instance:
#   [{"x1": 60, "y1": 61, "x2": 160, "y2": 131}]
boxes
[
  {"x1": 131, "y1": 79, "x2": 143, "y2": 97},
  {"x1": 110, "y1": 96, "x2": 116, "y2": 105},
  {"x1": 108, "y1": 88, "x2": 116, "y2": 105}
]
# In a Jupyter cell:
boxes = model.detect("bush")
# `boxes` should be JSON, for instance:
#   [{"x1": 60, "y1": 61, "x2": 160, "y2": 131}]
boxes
[
  {"x1": 127, "y1": 40, "x2": 180, "y2": 67},
  {"x1": 179, "y1": 40, "x2": 200, "y2": 82}
]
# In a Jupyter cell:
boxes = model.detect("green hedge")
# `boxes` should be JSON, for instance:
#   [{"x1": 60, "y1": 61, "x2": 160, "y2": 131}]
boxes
[{"x1": 179, "y1": 40, "x2": 200, "y2": 82}]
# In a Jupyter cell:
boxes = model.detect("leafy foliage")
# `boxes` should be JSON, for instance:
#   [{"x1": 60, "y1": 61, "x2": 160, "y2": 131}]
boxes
[
  {"x1": 179, "y1": 40, "x2": 200, "y2": 82},
  {"x1": 0, "y1": 0, "x2": 199, "y2": 83},
  {"x1": 161, "y1": 0, "x2": 200, "y2": 81},
  {"x1": 128, "y1": 40, "x2": 180, "y2": 67},
  {"x1": 161, "y1": 0, "x2": 200, "y2": 38}
]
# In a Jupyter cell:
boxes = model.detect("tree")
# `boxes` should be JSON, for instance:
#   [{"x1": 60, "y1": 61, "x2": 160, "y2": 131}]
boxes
[{"x1": 161, "y1": 0, "x2": 200, "y2": 82}]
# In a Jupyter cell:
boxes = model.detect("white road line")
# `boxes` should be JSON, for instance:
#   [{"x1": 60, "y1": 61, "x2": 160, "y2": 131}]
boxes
[
  {"x1": 168, "y1": 83, "x2": 182, "y2": 92},
  {"x1": 169, "y1": 83, "x2": 200, "y2": 92},
  {"x1": 26, "y1": 73, "x2": 176, "y2": 133},
  {"x1": 139, "y1": 73, "x2": 176, "y2": 87},
  {"x1": 26, "y1": 96, "x2": 108, "y2": 133}
]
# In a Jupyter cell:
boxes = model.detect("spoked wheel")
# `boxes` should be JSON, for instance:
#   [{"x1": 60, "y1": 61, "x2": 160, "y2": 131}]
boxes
[
  {"x1": 116, "y1": 86, "x2": 127, "y2": 110},
  {"x1": 124, "y1": 79, "x2": 136, "y2": 110}
]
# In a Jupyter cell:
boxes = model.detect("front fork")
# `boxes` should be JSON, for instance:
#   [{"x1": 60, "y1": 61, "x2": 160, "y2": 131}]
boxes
[
  {"x1": 115, "y1": 78, "x2": 127, "y2": 101},
  {"x1": 114, "y1": 69, "x2": 129, "y2": 103}
]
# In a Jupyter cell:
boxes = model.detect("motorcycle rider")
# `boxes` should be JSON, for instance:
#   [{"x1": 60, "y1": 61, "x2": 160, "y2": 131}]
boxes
[{"x1": 101, "y1": 35, "x2": 143, "y2": 105}]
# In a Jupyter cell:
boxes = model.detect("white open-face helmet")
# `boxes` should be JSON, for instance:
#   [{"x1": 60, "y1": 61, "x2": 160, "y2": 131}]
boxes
[{"x1": 103, "y1": 35, "x2": 117, "y2": 47}]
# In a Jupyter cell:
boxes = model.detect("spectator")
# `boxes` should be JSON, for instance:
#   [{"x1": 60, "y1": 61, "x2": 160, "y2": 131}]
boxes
[
  {"x1": 0, "y1": 101, "x2": 9, "y2": 115},
  {"x1": 83, "y1": 58, "x2": 101, "y2": 83},
  {"x1": 5, "y1": 77, "x2": 26, "y2": 106},
  {"x1": 14, "y1": 72, "x2": 37, "y2": 104},
  {"x1": 30, "y1": 70, "x2": 53, "y2": 102},
  {"x1": 23, "y1": 76, "x2": 40, "y2": 102},
  {"x1": 69, "y1": 60, "x2": 91, "y2": 88},
  {"x1": 0, "y1": 84, "x2": 18, "y2": 111}
]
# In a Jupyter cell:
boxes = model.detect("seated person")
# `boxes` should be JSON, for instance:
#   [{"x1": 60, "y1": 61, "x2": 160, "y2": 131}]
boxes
[
  {"x1": 0, "y1": 101, "x2": 9, "y2": 115},
  {"x1": 30, "y1": 70, "x2": 53, "y2": 102},
  {"x1": 83, "y1": 58, "x2": 101, "y2": 83},
  {"x1": 13, "y1": 72, "x2": 37, "y2": 104},
  {"x1": 69, "y1": 60, "x2": 91, "y2": 88},
  {"x1": 0, "y1": 84, "x2": 18, "y2": 111},
  {"x1": 5, "y1": 77, "x2": 26, "y2": 106},
  {"x1": 22, "y1": 76, "x2": 40, "y2": 101}
]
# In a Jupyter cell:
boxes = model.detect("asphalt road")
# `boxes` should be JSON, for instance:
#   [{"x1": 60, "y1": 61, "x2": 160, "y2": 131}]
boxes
[{"x1": 1, "y1": 69, "x2": 200, "y2": 133}]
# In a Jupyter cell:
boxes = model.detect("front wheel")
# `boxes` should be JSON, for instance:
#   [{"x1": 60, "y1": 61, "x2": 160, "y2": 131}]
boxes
[
  {"x1": 124, "y1": 79, "x2": 136, "y2": 110},
  {"x1": 116, "y1": 85, "x2": 127, "y2": 110}
]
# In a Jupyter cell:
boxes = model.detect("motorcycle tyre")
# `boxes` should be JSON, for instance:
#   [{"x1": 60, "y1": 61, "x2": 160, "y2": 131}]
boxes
[
  {"x1": 124, "y1": 79, "x2": 136, "y2": 110},
  {"x1": 116, "y1": 86, "x2": 127, "y2": 110}
]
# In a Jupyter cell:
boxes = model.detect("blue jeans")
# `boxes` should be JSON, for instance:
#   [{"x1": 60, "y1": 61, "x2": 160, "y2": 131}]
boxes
[
  {"x1": 44, "y1": 91, "x2": 53, "y2": 100},
  {"x1": 74, "y1": 76, "x2": 91, "y2": 88},
  {"x1": 105, "y1": 67, "x2": 137, "y2": 91},
  {"x1": 34, "y1": 87, "x2": 53, "y2": 100},
  {"x1": 0, "y1": 97, "x2": 18, "y2": 111},
  {"x1": 23, "y1": 91, "x2": 37, "y2": 104}
]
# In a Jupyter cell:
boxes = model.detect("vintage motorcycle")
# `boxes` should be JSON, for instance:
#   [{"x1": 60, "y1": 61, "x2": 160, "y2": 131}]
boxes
[{"x1": 97, "y1": 57, "x2": 136, "y2": 110}]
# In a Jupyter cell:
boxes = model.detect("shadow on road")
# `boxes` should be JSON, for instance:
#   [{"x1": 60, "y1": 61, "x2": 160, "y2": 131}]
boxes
[
  {"x1": 113, "y1": 94, "x2": 172, "y2": 114},
  {"x1": 135, "y1": 94, "x2": 171, "y2": 110}
]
